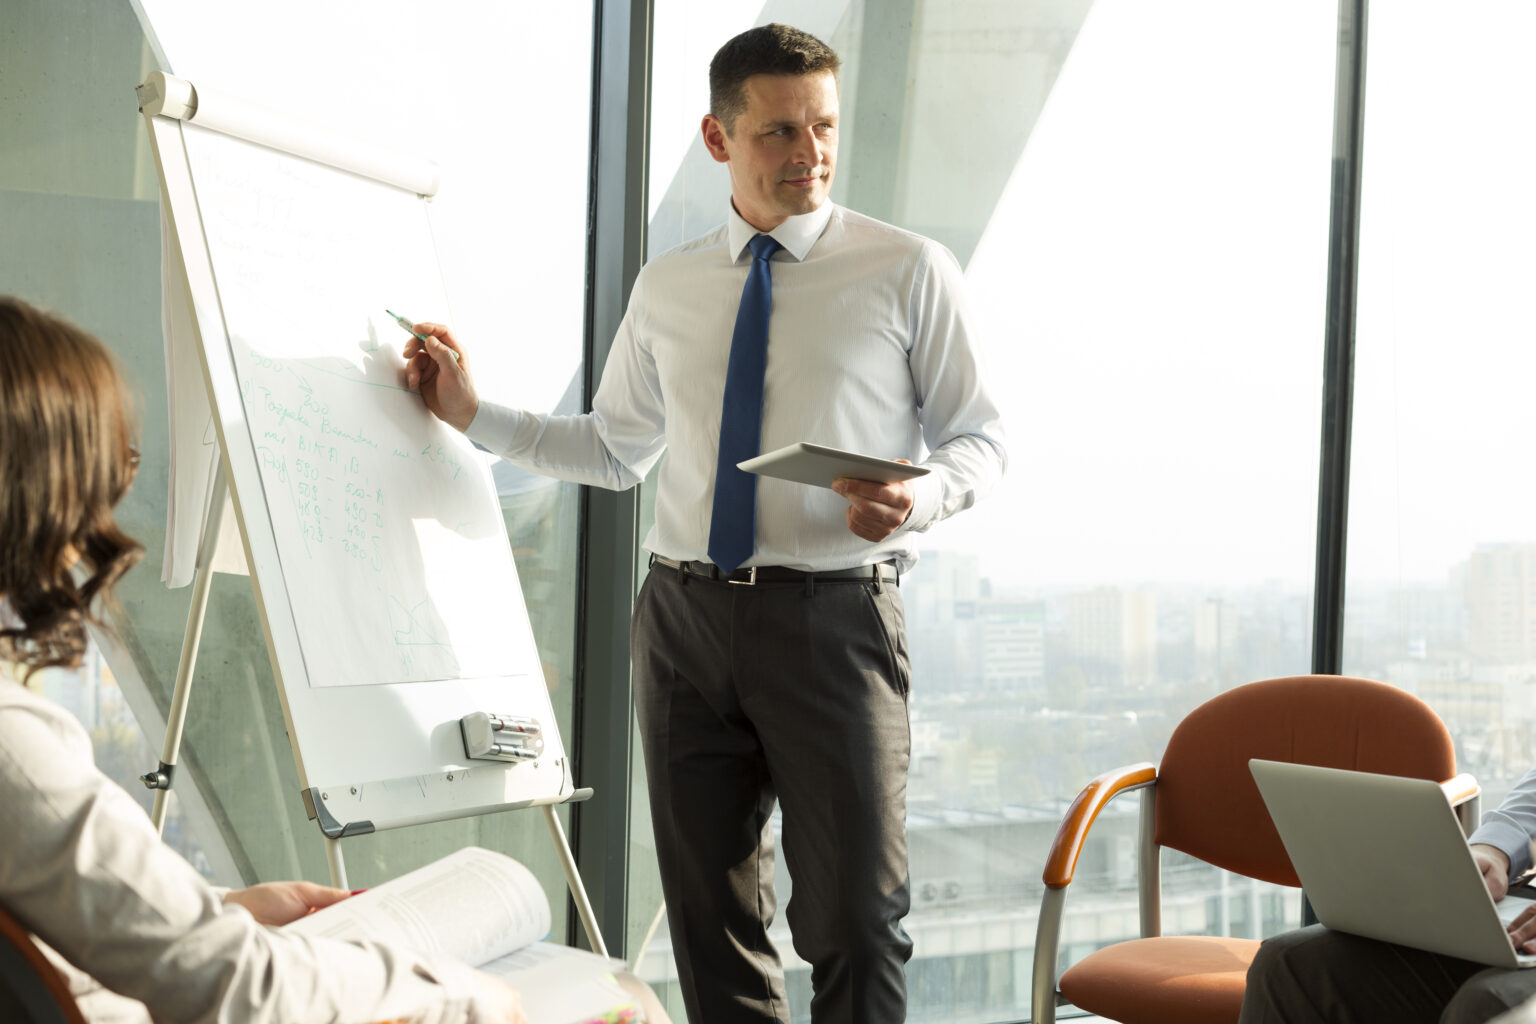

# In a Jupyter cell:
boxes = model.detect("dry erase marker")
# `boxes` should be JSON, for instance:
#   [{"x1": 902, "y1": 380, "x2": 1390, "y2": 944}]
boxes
[{"x1": 386, "y1": 308, "x2": 458, "y2": 362}]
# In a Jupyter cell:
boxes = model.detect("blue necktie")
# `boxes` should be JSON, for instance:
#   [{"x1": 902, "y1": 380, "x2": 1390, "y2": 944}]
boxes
[{"x1": 708, "y1": 233, "x2": 782, "y2": 573}]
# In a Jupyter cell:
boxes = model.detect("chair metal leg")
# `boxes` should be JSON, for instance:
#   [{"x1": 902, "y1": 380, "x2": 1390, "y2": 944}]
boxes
[
  {"x1": 1032, "y1": 885, "x2": 1067, "y2": 1024},
  {"x1": 1139, "y1": 784, "x2": 1161, "y2": 938},
  {"x1": 1456, "y1": 793, "x2": 1482, "y2": 837}
]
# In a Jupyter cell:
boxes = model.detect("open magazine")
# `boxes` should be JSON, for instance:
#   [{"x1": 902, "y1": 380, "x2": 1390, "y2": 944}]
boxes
[{"x1": 284, "y1": 846, "x2": 641, "y2": 1023}]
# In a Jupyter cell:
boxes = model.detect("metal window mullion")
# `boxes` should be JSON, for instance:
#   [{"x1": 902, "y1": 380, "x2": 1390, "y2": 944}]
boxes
[
  {"x1": 567, "y1": 0, "x2": 652, "y2": 957},
  {"x1": 1312, "y1": 0, "x2": 1369, "y2": 680}
]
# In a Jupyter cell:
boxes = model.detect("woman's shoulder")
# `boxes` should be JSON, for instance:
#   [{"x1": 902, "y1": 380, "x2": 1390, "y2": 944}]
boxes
[{"x1": 0, "y1": 670, "x2": 93, "y2": 772}]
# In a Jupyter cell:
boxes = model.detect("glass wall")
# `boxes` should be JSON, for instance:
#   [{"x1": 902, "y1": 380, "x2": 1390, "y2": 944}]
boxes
[
  {"x1": 1344, "y1": 2, "x2": 1536, "y2": 813},
  {"x1": 637, "y1": 2, "x2": 1336, "y2": 1019},
  {"x1": 3, "y1": 0, "x2": 593, "y2": 916},
  {"x1": 0, "y1": 0, "x2": 222, "y2": 868}
]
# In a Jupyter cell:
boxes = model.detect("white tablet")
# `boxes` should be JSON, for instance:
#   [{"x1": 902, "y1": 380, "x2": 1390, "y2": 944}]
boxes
[{"x1": 737, "y1": 442, "x2": 931, "y2": 490}]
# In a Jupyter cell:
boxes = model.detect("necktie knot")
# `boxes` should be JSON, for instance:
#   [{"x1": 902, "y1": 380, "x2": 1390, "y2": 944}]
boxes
[{"x1": 748, "y1": 234, "x2": 781, "y2": 262}]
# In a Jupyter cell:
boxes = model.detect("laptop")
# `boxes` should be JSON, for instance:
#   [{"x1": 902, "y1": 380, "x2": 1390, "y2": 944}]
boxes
[{"x1": 1249, "y1": 758, "x2": 1536, "y2": 969}]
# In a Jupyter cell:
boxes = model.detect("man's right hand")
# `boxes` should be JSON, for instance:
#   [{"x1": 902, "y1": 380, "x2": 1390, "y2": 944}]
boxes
[
  {"x1": 402, "y1": 322, "x2": 479, "y2": 433},
  {"x1": 1474, "y1": 843, "x2": 1513, "y2": 901}
]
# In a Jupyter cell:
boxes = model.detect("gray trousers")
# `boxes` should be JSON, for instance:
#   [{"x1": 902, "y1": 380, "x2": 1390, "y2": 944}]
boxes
[
  {"x1": 631, "y1": 564, "x2": 914, "y2": 1023},
  {"x1": 1240, "y1": 924, "x2": 1536, "y2": 1024}
]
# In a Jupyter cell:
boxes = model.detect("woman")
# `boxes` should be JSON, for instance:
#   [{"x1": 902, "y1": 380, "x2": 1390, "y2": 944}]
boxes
[{"x1": 0, "y1": 296, "x2": 526, "y2": 1024}]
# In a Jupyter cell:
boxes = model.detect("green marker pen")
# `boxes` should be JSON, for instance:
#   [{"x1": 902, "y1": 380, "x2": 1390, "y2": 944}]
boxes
[{"x1": 386, "y1": 308, "x2": 459, "y2": 362}]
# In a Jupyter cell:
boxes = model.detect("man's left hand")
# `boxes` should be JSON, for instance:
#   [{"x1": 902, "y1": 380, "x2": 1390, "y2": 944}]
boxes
[
  {"x1": 1474, "y1": 843, "x2": 1513, "y2": 902},
  {"x1": 224, "y1": 881, "x2": 351, "y2": 927},
  {"x1": 832, "y1": 468, "x2": 914, "y2": 543}
]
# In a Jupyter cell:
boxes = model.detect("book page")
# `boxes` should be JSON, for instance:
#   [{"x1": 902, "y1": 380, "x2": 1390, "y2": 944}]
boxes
[
  {"x1": 285, "y1": 846, "x2": 551, "y2": 964},
  {"x1": 480, "y1": 942, "x2": 640, "y2": 1024}
]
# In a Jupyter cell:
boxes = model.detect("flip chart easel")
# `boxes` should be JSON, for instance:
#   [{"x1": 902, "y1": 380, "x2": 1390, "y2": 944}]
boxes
[{"x1": 134, "y1": 71, "x2": 606, "y2": 956}]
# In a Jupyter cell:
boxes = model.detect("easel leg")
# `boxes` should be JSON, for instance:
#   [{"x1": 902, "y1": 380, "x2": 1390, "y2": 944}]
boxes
[
  {"x1": 544, "y1": 804, "x2": 609, "y2": 958},
  {"x1": 144, "y1": 459, "x2": 228, "y2": 835},
  {"x1": 325, "y1": 837, "x2": 349, "y2": 890}
]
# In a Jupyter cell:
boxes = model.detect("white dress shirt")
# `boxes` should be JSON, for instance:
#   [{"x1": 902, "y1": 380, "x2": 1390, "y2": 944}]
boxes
[
  {"x1": 469, "y1": 200, "x2": 1007, "y2": 573},
  {"x1": 0, "y1": 671, "x2": 494, "y2": 1024}
]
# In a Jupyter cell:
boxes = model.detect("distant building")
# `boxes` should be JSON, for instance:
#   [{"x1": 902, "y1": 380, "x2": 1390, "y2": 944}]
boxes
[
  {"x1": 1065, "y1": 586, "x2": 1157, "y2": 688},
  {"x1": 1464, "y1": 543, "x2": 1536, "y2": 665},
  {"x1": 1193, "y1": 597, "x2": 1239, "y2": 685},
  {"x1": 980, "y1": 598, "x2": 1045, "y2": 691},
  {"x1": 908, "y1": 550, "x2": 986, "y2": 694}
]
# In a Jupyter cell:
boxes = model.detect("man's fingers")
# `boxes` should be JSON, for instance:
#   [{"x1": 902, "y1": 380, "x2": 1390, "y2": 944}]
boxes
[
  {"x1": 845, "y1": 496, "x2": 906, "y2": 530},
  {"x1": 845, "y1": 501, "x2": 905, "y2": 542},
  {"x1": 405, "y1": 351, "x2": 436, "y2": 391},
  {"x1": 846, "y1": 509, "x2": 883, "y2": 542},
  {"x1": 426, "y1": 333, "x2": 465, "y2": 369},
  {"x1": 832, "y1": 475, "x2": 915, "y2": 543},
  {"x1": 1508, "y1": 905, "x2": 1536, "y2": 950},
  {"x1": 833, "y1": 477, "x2": 902, "y2": 503}
]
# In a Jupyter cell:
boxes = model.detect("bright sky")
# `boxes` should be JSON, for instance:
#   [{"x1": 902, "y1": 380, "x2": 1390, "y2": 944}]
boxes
[{"x1": 939, "y1": 0, "x2": 1536, "y2": 588}]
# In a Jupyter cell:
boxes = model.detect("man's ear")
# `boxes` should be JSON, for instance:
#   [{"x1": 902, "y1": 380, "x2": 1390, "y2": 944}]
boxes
[{"x1": 701, "y1": 114, "x2": 731, "y2": 164}]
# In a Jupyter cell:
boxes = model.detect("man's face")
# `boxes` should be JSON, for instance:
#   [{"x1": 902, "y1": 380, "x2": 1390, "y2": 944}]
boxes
[{"x1": 702, "y1": 71, "x2": 839, "y2": 232}]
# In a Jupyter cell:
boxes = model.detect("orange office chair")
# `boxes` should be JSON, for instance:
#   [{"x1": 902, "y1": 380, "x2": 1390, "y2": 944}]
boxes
[
  {"x1": 1031, "y1": 674, "x2": 1481, "y2": 1024},
  {"x1": 0, "y1": 905, "x2": 86, "y2": 1024}
]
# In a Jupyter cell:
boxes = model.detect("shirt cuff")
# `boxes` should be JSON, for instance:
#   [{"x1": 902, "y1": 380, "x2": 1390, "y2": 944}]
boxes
[
  {"x1": 1470, "y1": 820, "x2": 1534, "y2": 878},
  {"x1": 465, "y1": 401, "x2": 524, "y2": 458},
  {"x1": 902, "y1": 470, "x2": 944, "y2": 534}
]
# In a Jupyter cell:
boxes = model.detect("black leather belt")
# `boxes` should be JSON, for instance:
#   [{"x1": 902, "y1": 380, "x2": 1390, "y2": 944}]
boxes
[{"x1": 649, "y1": 554, "x2": 899, "y2": 587}]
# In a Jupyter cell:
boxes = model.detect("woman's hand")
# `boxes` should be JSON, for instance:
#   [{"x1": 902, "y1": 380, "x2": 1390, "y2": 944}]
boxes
[
  {"x1": 223, "y1": 881, "x2": 351, "y2": 927},
  {"x1": 472, "y1": 972, "x2": 528, "y2": 1024}
]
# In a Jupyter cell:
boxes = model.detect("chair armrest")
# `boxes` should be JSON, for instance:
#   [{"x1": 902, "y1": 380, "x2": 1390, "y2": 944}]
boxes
[
  {"x1": 1443, "y1": 772, "x2": 1481, "y2": 837},
  {"x1": 1042, "y1": 762, "x2": 1157, "y2": 888},
  {"x1": 1443, "y1": 772, "x2": 1479, "y2": 807},
  {"x1": 1033, "y1": 761, "x2": 1158, "y2": 1024}
]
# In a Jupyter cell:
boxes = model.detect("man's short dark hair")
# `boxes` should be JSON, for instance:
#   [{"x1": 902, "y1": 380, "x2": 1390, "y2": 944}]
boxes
[{"x1": 709, "y1": 23, "x2": 841, "y2": 135}]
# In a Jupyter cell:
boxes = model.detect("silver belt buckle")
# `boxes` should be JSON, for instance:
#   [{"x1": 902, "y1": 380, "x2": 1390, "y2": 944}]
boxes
[{"x1": 728, "y1": 566, "x2": 758, "y2": 586}]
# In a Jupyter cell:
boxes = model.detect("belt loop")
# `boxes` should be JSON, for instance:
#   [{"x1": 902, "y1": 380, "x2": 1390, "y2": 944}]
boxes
[
  {"x1": 873, "y1": 564, "x2": 883, "y2": 593},
  {"x1": 804, "y1": 574, "x2": 815, "y2": 598}
]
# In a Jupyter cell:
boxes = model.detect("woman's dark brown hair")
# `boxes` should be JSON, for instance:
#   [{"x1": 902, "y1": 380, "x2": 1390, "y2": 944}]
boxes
[{"x1": 0, "y1": 296, "x2": 143, "y2": 676}]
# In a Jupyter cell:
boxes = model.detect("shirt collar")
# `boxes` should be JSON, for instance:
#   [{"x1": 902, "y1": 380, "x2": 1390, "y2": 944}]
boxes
[{"x1": 726, "y1": 200, "x2": 835, "y2": 263}]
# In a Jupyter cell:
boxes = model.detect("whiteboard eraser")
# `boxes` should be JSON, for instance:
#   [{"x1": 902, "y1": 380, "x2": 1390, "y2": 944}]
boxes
[{"x1": 460, "y1": 712, "x2": 544, "y2": 763}]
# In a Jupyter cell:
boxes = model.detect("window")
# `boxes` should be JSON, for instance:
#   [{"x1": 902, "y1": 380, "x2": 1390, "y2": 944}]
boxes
[{"x1": 1345, "y1": 0, "x2": 1536, "y2": 810}]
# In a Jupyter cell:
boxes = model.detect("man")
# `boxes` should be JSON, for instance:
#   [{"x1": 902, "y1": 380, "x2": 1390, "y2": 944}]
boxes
[
  {"x1": 404, "y1": 23, "x2": 1005, "y2": 1023},
  {"x1": 1240, "y1": 764, "x2": 1536, "y2": 1023}
]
